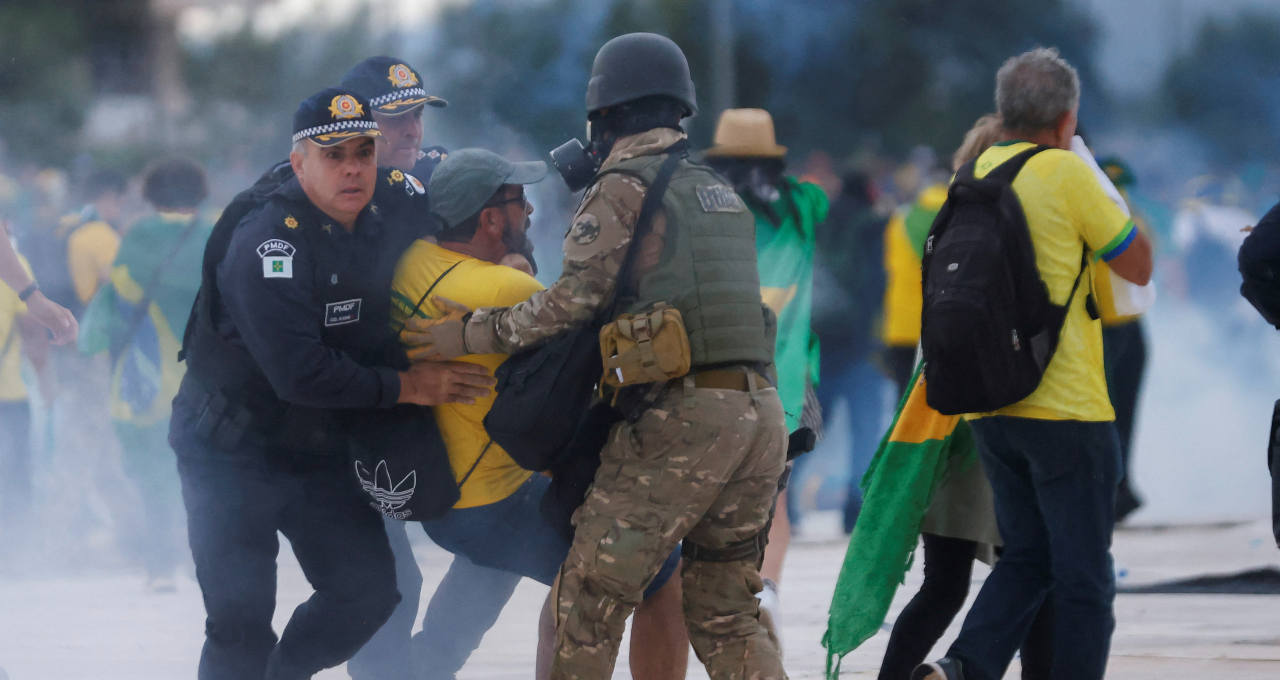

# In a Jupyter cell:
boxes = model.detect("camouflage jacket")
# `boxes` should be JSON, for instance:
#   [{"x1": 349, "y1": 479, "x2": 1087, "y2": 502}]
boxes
[{"x1": 463, "y1": 127, "x2": 684, "y2": 355}]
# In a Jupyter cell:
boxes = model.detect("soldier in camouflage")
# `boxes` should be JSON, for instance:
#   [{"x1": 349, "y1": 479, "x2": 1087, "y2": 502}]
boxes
[{"x1": 402, "y1": 33, "x2": 788, "y2": 680}]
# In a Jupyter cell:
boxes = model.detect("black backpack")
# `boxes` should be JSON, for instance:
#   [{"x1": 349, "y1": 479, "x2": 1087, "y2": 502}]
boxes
[
  {"x1": 920, "y1": 146, "x2": 1088, "y2": 415},
  {"x1": 483, "y1": 141, "x2": 686, "y2": 471}
]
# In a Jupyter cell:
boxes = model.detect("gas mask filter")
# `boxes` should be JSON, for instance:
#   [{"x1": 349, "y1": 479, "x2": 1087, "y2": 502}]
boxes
[
  {"x1": 550, "y1": 119, "x2": 617, "y2": 192},
  {"x1": 549, "y1": 138, "x2": 601, "y2": 193}
]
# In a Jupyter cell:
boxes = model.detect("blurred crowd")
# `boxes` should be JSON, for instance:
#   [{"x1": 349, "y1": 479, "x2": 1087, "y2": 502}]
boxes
[
  {"x1": 0, "y1": 38, "x2": 1278, "y2": 680},
  {"x1": 0, "y1": 103, "x2": 1274, "y2": 582}
]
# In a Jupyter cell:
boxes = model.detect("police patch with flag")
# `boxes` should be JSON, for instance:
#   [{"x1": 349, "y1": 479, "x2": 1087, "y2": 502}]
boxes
[{"x1": 258, "y1": 238, "x2": 295, "y2": 279}]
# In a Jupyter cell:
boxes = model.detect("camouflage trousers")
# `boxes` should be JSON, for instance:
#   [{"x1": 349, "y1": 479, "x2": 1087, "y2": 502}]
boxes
[{"x1": 551, "y1": 375, "x2": 789, "y2": 680}]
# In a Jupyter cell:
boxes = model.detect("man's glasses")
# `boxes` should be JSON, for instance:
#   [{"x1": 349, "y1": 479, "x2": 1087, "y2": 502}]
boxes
[{"x1": 486, "y1": 193, "x2": 529, "y2": 210}]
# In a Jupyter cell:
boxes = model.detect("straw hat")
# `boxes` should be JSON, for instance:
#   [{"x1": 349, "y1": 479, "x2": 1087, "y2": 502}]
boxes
[{"x1": 705, "y1": 108, "x2": 787, "y2": 159}]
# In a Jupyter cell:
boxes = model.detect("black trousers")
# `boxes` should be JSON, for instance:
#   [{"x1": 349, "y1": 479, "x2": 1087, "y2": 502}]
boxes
[
  {"x1": 878, "y1": 533, "x2": 1053, "y2": 680},
  {"x1": 1102, "y1": 321, "x2": 1147, "y2": 516},
  {"x1": 170, "y1": 398, "x2": 399, "y2": 680}
]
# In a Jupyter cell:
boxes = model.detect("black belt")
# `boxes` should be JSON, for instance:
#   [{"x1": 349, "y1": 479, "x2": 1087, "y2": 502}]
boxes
[{"x1": 184, "y1": 378, "x2": 345, "y2": 456}]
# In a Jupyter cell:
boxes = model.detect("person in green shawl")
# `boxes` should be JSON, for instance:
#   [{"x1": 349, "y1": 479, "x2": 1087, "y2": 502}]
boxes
[
  {"x1": 705, "y1": 107, "x2": 828, "y2": 640},
  {"x1": 80, "y1": 158, "x2": 211, "y2": 591}
]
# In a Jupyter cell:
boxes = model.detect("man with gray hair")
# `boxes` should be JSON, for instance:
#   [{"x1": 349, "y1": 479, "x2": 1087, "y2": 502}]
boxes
[{"x1": 913, "y1": 47, "x2": 1152, "y2": 680}]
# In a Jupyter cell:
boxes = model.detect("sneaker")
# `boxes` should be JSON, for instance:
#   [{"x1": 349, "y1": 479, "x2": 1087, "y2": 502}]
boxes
[{"x1": 911, "y1": 657, "x2": 964, "y2": 680}]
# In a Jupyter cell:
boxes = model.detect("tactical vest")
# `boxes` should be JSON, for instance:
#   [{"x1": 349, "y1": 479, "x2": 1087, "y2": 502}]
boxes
[{"x1": 601, "y1": 154, "x2": 772, "y2": 367}]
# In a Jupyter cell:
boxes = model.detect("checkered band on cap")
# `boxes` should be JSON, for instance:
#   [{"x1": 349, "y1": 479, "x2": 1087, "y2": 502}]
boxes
[
  {"x1": 371, "y1": 87, "x2": 427, "y2": 108},
  {"x1": 292, "y1": 119, "x2": 379, "y2": 144}
]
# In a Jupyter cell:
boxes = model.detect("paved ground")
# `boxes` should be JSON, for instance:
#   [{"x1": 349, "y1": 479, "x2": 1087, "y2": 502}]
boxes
[{"x1": 2, "y1": 512, "x2": 1278, "y2": 679}]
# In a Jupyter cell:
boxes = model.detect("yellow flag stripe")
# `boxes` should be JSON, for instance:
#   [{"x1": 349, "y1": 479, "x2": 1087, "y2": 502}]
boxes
[{"x1": 888, "y1": 373, "x2": 960, "y2": 444}]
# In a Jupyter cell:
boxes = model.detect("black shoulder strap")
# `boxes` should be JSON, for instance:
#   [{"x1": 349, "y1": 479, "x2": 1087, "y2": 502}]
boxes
[
  {"x1": 111, "y1": 220, "x2": 202, "y2": 361},
  {"x1": 982, "y1": 144, "x2": 1051, "y2": 184},
  {"x1": 610, "y1": 139, "x2": 688, "y2": 316},
  {"x1": 394, "y1": 259, "x2": 463, "y2": 334},
  {"x1": 457, "y1": 439, "x2": 493, "y2": 488}
]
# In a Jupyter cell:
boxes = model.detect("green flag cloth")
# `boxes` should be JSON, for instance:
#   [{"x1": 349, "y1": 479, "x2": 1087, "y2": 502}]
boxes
[
  {"x1": 822, "y1": 364, "x2": 973, "y2": 678},
  {"x1": 754, "y1": 177, "x2": 828, "y2": 431},
  {"x1": 80, "y1": 212, "x2": 210, "y2": 426}
]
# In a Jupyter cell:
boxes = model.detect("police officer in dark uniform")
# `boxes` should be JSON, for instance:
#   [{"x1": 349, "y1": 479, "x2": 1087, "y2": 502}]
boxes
[
  {"x1": 170, "y1": 87, "x2": 494, "y2": 680},
  {"x1": 339, "y1": 56, "x2": 450, "y2": 182},
  {"x1": 341, "y1": 56, "x2": 538, "y2": 275}
]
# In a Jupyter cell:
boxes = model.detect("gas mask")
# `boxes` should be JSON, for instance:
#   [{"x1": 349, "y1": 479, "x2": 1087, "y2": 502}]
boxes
[
  {"x1": 549, "y1": 120, "x2": 614, "y2": 193},
  {"x1": 739, "y1": 165, "x2": 782, "y2": 205},
  {"x1": 710, "y1": 160, "x2": 782, "y2": 207}
]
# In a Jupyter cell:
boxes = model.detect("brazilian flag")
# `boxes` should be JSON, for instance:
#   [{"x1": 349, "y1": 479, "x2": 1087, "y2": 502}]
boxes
[
  {"x1": 80, "y1": 213, "x2": 209, "y2": 426},
  {"x1": 823, "y1": 364, "x2": 973, "y2": 678}
]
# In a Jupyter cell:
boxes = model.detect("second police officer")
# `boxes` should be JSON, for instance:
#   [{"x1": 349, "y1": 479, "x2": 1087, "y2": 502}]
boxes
[
  {"x1": 170, "y1": 88, "x2": 493, "y2": 680},
  {"x1": 340, "y1": 56, "x2": 451, "y2": 181}
]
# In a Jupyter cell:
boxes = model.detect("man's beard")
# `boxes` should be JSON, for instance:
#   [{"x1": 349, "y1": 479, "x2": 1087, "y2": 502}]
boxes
[{"x1": 503, "y1": 217, "x2": 537, "y2": 275}]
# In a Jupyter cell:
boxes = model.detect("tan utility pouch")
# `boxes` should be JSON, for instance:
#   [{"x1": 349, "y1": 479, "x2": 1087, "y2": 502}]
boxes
[{"x1": 599, "y1": 303, "x2": 692, "y2": 391}]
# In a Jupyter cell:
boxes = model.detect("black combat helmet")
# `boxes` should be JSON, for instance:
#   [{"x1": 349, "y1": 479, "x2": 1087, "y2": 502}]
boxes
[{"x1": 585, "y1": 32, "x2": 697, "y2": 116}]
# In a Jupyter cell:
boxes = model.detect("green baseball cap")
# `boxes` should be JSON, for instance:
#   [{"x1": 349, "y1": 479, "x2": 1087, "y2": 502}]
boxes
[{"x1": 428, "y1": 148, "x2": 548, "y2": 229}]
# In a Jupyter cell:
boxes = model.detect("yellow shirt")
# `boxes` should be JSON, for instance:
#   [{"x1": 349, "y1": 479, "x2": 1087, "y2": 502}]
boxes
[
  {"x1": 390, "y1": 240, "x2": 545, "y2": 508},
  {"x1": 67, "y1": 220, "x2": 120, "y2": 304},
  {"x1": 881, "y1": 211, "x2": 920, "y2": 346},
  {"x1": 972, "y1": 142, "x2": 1135, "y2": 422},
  {"x1": 882, "y1": 185, "x2": 947, "y2": 347},
  {"x1": 0, "y1": 254, "x2": 31, "y2": 401},
  {"x1": 1093, "y1": 201, "x2": 1150, "y2": 327}
]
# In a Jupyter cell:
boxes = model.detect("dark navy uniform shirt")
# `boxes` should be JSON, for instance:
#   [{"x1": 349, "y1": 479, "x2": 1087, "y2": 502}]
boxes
[
  {"x1": 209, "y1": 171, "x2": 431, "y2": 412},
  {"x1": 411, "y1": 145, "x2": 448, "y2": 181}
]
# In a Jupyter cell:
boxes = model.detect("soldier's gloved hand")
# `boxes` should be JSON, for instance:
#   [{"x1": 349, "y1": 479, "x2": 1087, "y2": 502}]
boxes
[
  {"x1": 396, "y1": 360, "x2": 496, "y2": 406},
  {"x1": 401, "y1": 296, "x2": 471, "y2": 361}
]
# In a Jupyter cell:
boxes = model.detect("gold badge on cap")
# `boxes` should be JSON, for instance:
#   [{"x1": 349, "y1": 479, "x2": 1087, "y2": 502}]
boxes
[
  {"x1": 329, "y1": 94, "x2": 364, "y2": 120},
  {"x1": 388, "y1": 64, "x2": 419, "y2": 89}
]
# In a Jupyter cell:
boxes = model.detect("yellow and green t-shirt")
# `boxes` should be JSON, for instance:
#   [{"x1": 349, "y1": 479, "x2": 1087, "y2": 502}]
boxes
[
  {"x1": 971, "y1": 142, "x2": 1136, "y2": 422},
  {"x1": 882, "y1": 184, "x2": 947, "y2": 347},
  {"x1": 390, "y1": 240, "x2": 545, "y2": 508},
  {"x1": 0, "y1": 253, "x2": 32, "y2": 402},
  {"x1": 67, "y1": 219, "x2": 120, "y2": 305}
]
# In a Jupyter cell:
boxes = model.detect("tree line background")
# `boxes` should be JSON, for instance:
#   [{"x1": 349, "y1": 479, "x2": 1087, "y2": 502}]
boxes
[{"x1": 1, "y1": 0, "x2": 1278, "y2": 208}]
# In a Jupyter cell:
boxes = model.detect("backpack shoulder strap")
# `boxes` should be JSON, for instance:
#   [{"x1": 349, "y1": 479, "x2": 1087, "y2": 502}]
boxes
[
  {"x1": 608, "y1": 139, "x2": 688, "y2": 316},
  {"x1": 983, "y1": 145, "x2": 1051, "y2": 184},
  {"x1": 110, "y1": 220, "x2": 202, "y2": 361},
  {"x1": 955, "y1": 158, "x2": 979, "y2": 183},
  {"x1": 394, "y1": 259, "x2": 463, "y2": 333}
]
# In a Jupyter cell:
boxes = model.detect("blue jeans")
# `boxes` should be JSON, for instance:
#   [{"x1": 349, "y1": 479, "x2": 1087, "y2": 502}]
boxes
[
  {"x1": 347, "y1": 519, "x2": 425, "y2": 680},
  {"x1": 801, "y1": 356, "x2": 885, "y2": 532},
  {"x1": 949, "y1": 417, "x2": 1121, "y2": 680}
]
